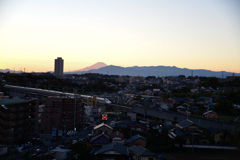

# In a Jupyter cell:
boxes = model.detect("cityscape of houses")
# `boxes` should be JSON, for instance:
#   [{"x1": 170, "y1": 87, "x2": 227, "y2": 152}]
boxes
[{"x1": 0, "y1": 58, "x2": 240, "y2": 160}]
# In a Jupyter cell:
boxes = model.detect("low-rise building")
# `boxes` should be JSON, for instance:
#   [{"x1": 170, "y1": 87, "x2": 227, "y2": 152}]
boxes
[
  {"x1": 90, "y1": 133, "x2": 112, "y2": 148},
  {"x1": 207, "y1": 128, "x2": 232, "y2": 145},
  {"x1": 94, "y1": 142, "x2": 129, "y2": 160},
  {"x1": 170, "y1": 119, "x2": 211, "y2": 145},
  {"x1": 129, "y1": 145, "x2": 156, "y2": 160},
  {"x1": 125, "y1": 134, "x2": 147, "y2": 148},
  {"x1": 111, "y1": 131, "x2": 124, "y2": 144},
  {"x1": 203, "y1": 110, "x2": 218, "y2": 120},
  {"x1": 51, "y1": 148, "x2": 71, "y2": 160}
]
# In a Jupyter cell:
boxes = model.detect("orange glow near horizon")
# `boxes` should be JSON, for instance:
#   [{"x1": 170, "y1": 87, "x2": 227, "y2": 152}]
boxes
[{"x1": 0, "y1": 0, "x2": 240, "y2": 73}]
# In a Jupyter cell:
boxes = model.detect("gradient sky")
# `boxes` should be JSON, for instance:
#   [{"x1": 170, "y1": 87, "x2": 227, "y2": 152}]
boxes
[{"x1": 0, "y1": 0, "x2": 240, "y2": 73}]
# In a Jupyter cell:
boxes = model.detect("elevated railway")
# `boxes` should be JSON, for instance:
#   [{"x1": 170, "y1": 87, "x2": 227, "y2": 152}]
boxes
[
  {"x1": 106, "y1": 103, "x2": 239, "y2": 134},
  {"x1": 4, "y1": 84, "x2": 239, "y2": 134},
  {"x1": 4, "y1": 84, "x2": 111, "y2": 104}
]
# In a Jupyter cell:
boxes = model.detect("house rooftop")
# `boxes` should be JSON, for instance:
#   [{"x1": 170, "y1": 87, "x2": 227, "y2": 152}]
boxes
[
  {"x1": 51, "y1": 148, "x2": 71, "y2": 153},
  {"x1": 111, "y1": 131, "x2": 124, "y2": 138},
  {"x1": 115, "y1": 121, "x2": 147, "y2": 130},
  {"x1": 175, "y1": 119, "x2": 193, "y2": 129},
  {"x1": 90, "y1": 133, "x2": 111, "y2": 142},
  {"x1": 203, "y1": 110, "x2": 217, "y2": 115},
  {"x1": 94, "y1": 123, "x2": 113, "y2": 130},
  {"x1": 125, "y1": 134, "x2": 146, "y2": 144},
  {"x1": 129, "y1": 145, "x2": 156, "y2": 156},
  {"x1": 95, "y1": 142, "x2": 128, "y2": 155}
]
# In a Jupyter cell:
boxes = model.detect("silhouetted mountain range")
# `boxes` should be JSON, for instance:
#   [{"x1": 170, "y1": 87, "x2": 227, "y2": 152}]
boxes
[
  {"x1": 1, "y1": 63, "x2": 239, "y2": 78},
  {"x1": 72, "y1": 62, "x2": 107, "y2": 72},
  {"x1": 0, "y1": 69, "x2": 22, "y2": 73},
  {"x1": 70, "y1": 63, "x2": 240, "y2": 78}
]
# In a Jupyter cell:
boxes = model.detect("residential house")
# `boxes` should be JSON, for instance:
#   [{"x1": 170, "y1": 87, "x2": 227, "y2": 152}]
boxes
[
  {"x1": 125, "y1": 134, "x2": 147, "y2": 148},
  {"x1": 170, "y1": 119, "x2": 233, "y2": 146},
  {"x1": 90, "y1": 133, "x2": 112, "y2": 148},
  {"x1": 172, "y1": 119, "x2": 211, "y2": 145},
  {"x1": 129, "y1": 145, "x2": 156, "y2": 160},
  {"x1": 203, "y1": 110, "x2": 218, "y2": 120},
  {"x1": 93, "y1": 123, "x2": 113, "y2": 136},
  {"x1": 94, "y1": 142, "x2": 129, "y2": 160},
  {"x1": 115, "y1": 121, "x2": 147, "y2": 132},
  {"x1": 207, "y1": 128, "x2": 232, "y2": 145},
  {"x1": 111, "y1": 131, "x2": 124, "y2": 144},
  {"x1": 51, "y1": 148, "x2": 71, "y2": 160}
]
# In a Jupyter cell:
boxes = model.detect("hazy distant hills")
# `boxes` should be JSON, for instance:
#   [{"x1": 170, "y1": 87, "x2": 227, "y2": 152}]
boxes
[
  {"x1": 1, "y1": 62, "x2": 239, "y2": 78},
  {"x1": 72, "y1": 62, "x2": 107, "y2": 72},
  {"x1": 0, "y1": 69, "x2": 22, "y2": 73},
  {"x1": 71, "y1": 64, "x2": 240, "y2": 78},
  {"x1": 0, "y1": 62, "x2": 107, "y2": 74}
]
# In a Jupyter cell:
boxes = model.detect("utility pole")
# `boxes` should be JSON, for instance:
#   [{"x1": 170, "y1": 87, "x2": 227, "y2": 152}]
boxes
[
  {"x1": 74, "y1": 94, "x2": 77, "y2": 131},
  {"x1": 192, "y1": 130, "x2": 194, "y2": 153}
]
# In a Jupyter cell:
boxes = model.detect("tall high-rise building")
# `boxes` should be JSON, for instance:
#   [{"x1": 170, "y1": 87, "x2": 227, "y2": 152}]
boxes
[{"x1": 54, "y1": 57, "x2": 64, "y2": 78}]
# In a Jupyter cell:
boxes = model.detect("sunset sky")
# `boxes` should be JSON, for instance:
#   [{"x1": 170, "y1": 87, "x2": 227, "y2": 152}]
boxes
[{"x1": 0, "y1": 0, "x2": 240, "y2": 73}]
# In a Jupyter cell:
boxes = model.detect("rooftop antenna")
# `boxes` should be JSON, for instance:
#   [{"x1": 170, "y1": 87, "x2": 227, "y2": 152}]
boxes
[{"x1": 24, "y1": 68, "x2": 26, "y2": 73}]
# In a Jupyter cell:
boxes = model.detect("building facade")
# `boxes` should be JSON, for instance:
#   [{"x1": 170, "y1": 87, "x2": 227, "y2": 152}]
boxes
[
  {"x1": 54, "y1": 57, "x2": 64, "y2": 78},
  {"x1": 87, "y1": 95, "x2": 98, "y2": 107},
  {"x1": 40, "y1": 97, "x2": 84, "y2": 135},
  {"x1": 0, "y1": 99, "x2": 39, "y2": 146}
]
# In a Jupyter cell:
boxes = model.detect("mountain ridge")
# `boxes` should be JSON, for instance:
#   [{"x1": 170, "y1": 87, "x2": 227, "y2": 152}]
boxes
[
  {"x1": 71, "y1": 65, "x2": 239, "y2": 78},
  {"x1": 1, "y1": 63, "x2": 239, "y2": 78},
  {"x1": 72, "y1": 62, "x2": 107, "y2": 72}
]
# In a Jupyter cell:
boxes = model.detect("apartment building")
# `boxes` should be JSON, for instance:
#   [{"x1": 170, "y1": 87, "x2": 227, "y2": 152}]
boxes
[
  {"x1": 0, "y1": 99, "x2": 39, "y2": 146},
  {"x1": 40, "y1": 96, "x2": 84, "y2": 135}
]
